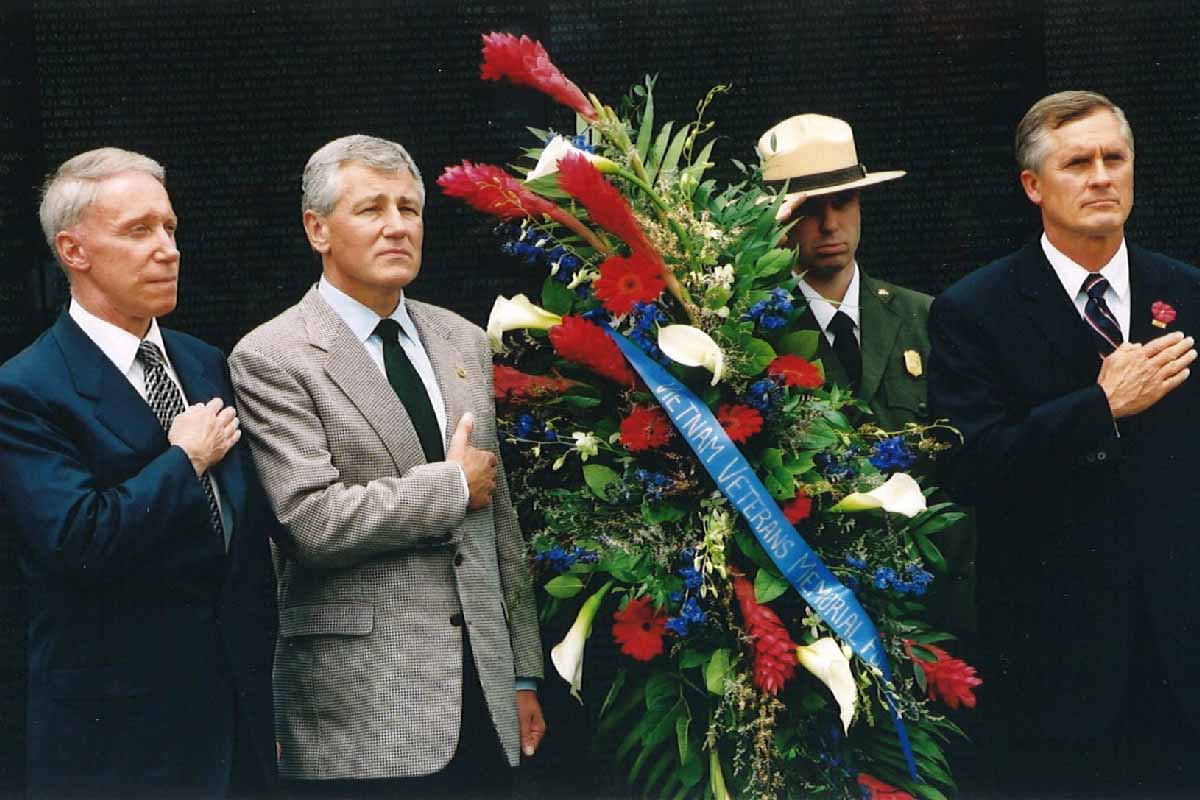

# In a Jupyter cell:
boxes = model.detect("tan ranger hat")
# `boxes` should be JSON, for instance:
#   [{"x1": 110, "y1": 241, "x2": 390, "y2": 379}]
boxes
[{"x1": 757, "y1": 114, "x2": 905, "y2": 200}]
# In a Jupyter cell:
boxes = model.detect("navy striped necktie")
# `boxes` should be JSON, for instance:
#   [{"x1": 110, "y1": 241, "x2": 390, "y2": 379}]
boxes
[{"x1": 1082, "y1": 274, "x2": 1123, "y2": 356}]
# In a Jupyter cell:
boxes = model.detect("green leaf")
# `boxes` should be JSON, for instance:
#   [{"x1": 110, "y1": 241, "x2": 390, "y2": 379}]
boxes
[
  {"x1": 645, "y1": 701, "x2": 682, "y2": 746},
  {"x1": 555, "y1": 395, "x2": 602, "y2": 409},
  {"x1": 734, "y1": 528, "x2": 774, "y2": 571},
  {"x1": 636, "y1": 90, "x2": 655, "y2": 162},
  {"x1": 642, "y1": 502, "x2": 688, "y2": 524},
  {"x1": 644, "y1": 672, "x2": 677, "y2": 712},
  {"x1": 911, "y1": 511, "x2": 967, "y2": 537},
  {"x1": 705, "y1": 648, "x2": 733, "y2": 694},
  {"x1": 754, "y1": 248, "x2": 793, "y2": 279},
  {"x1": 543, "y1": 574, "x2": 584, "y2": 599},
  {"x1": 678, "y1": 648, "x2": 711, "y2": 669},
  {"x1": 776, "y1": 329, "x2": 820, "y2": 359},
  {"x1": 658, "y1": 125, "x2": 691, "y2": 179},
  {"x1": 598, "y1": 668, "x2": 628, "y2": 720},
  {"x1": 913, "y1": 531, "x2": 947, "y2": 572},
  {"x1": 521, "y1": 173, "x2": 570, "y2": 199},
  {"x1": 583, "y1": 464, "x2": 622, "y2": 501},
  {"x1": 754, "y1": 568, "x2": 790, "y2": 604},
  {"x1": 644, "y1": 121, "x2": 675, "y2": 185},
  {"x1": 678, "y1": 746, "x2": 705, "y2": 788},
  {"x1": 739, "y1": 337, "x2": 777, "y2": 374},
  {"x1": 761, "y1": 447, "x2": 784, "y2": 470},
  {"x1": 541, "y1": 276, "x2": 575, "y2": 315},
  {"x1": 675, "y1": 714, "x2": 690, "y2": 764},
  {"x1": 703, "y1": 285, "x2": 732, "y2": 309}
]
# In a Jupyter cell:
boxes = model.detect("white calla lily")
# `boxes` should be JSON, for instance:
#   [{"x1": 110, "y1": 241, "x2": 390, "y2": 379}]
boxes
[
  {"x1": 486, "y1": 294, "x2": 563, "y2": 353},
  {"x1": 550, "y1": 582, "x2": 613, "y2": 701},
  {"x1": 525, "y1": 135, "x2": 618, "y2": 182},
  {"x1": 796, "y1": 637, "x2": 857, "y2": 733},
  {"x1": 658, "y1": 324, "x2": 725, "y2": 385},
  {"x1": 829, "y1": 472, "x2": 927, "y2": 518}
]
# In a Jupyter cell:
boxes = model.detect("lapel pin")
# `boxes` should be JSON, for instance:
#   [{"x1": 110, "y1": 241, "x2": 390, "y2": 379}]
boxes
[
  {"x1": 1151, "y1": 301, "x2": 1176, "y2": 329},
  {"x1": 456, "y1": 366, "x2": 467, "y2": 378},
  {"x1": 903, "y1": 349, "x2": 923, "y2": 378}
]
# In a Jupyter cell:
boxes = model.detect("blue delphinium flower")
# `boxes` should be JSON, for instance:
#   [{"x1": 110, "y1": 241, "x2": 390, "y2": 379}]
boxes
[
  {"x1": 494, "y1": 220, "x2": 583, "y2": 284},
  {"x1": 665, "y1": 616, "x2": 691, "y2": 636},
  {"x1": 741, "y1": 287, "x2": 794, "y2": 331},
  {"x1": 844, "y1": 554, "x2": 867, "y2": 570},
  {"x1": 510, "y1": 413, "x2": 556, "y2": 443},
  {"x1": 634, "y1": 468, "x2": 672, "y2": 501},
  {"x1": 581, "y1": 306, "x2": 611, "y2": 326},
  {"x1": 629, "y1": 302, "x2": 670, "y2": 364},
  {"x1": 872, "y1": 566, "x2": 897, "y2": 590},
  {"x1": 869, "y1": 437, "x2": 916, "y2": 472},
  {"x1": 814, "y1": 451, "x2": 857, "y2": 480},
  {"x1": 678, "y1": 565, "x2": 703, "y2": 591},
  {"x1": 534, "y1": 545, "x2": 598, "y2": 574},
  {"x1": 744, "y1": 377, "x2": 785, "y2": 415},
  {"x1": 666, "y1": 597, "x2": 708, "y2": 637}
]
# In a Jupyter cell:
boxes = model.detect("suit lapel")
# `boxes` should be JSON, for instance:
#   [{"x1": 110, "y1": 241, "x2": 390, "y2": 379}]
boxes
[
  {"x1": 51, "y1": 313, "x2": 163, "y2": 456},
  {"x1": 858, "y1": 273, "x2": 902, "y2": 407},
  {"x1": 1013, "y1": 239, "x2": 1104, "y2": 383},
  {"x1": 302, "y1": 288, "x2": 429, "y2": 472},
  {"x1": 407, "y1": 302, "x2": 469, "y2": 453},
  {"x1": 164, "y1": 330, "x2": 244, "y2": 538},
  {"x1": 1127, "y1": 245, "x2": 1172, "y2": 345}
]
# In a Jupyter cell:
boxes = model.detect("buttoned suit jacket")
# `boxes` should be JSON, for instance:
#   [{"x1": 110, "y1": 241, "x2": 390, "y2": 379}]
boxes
[
  {"x1": 0, "y1": 312, "x2": 278, "y2": 799},
  {"x1": 228, "y1": 286, "x2": 542, "y2": 780},
  {"x1": 928, "y1": 239, "x2": 1200, "y2": 737}
]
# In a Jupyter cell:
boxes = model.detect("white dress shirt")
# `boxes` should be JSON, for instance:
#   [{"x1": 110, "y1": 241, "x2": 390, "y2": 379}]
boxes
[
  {"x1": 797, "y1": 262, "x2": 862, "y2": 345},
  {"x1": 1043, "y1": 233, "x2": 1131, "y2": 341},
  {"x1": 68, "y1": 298, "x2": 231, "y2": 537},
  {"x1": 317, "y1": 277, "x2": 468, "y2": 502}
]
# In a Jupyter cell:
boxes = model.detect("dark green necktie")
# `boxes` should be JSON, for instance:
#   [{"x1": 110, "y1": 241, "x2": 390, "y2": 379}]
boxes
[{"x1": 374, "y1": 318, "x2": 445, "y2": 463}]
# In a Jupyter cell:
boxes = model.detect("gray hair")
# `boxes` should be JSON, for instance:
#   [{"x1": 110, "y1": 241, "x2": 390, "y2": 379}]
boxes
[
  {"x1": 302, "y1": 134, "x2": 425, "y2": 215},
  {"x1": 39, "y1": 147, "x2": 165, "y2": 256},
  {"x1": 1015, "y1": 90, "x2": 1135, "y2": 173}
]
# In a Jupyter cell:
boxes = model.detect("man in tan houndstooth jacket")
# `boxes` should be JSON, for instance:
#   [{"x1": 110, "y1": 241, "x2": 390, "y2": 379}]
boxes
[{"x1": 229, "y1": 135, "x2": 544, "y2": 799}]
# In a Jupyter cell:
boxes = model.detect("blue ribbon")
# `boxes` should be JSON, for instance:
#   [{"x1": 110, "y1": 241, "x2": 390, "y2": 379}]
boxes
[{"x1": 607, "y1": 330, "x2": 919, "y2": 781}]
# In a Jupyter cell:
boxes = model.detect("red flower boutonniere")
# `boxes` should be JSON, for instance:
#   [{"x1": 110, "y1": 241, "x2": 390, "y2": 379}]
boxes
[{"x1": 1151, "y1": 301, "x2": 1177, "y2": 329}]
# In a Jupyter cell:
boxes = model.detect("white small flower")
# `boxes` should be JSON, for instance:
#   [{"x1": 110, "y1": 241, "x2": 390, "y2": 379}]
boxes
[
  {"x1": 486, "y1": 294, "x2": 563, "y2": 353},
  {"x1": 829, "y1": 473, "x2": 927, "y2": 518},
  {"x1": 572, "y1": 431, "x2": 599, "y2": 461},
  {"x1": 658, "y1": 324, "x2": 725, "y2": 386},
  {"x1": 796, "y1": 637, "x2": 857, "y2": 733}
]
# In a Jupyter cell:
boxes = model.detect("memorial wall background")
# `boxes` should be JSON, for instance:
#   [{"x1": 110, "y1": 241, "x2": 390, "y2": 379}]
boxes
[{"x1": 0, "y1": 0, "x2": 1197, "y2": 793}]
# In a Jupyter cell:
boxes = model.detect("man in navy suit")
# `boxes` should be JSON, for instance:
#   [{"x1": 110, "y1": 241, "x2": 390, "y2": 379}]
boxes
[
  {"x1": 930, "y1": 92, "x2": 1200, "y2": 796},
  {"x1": 0, "y1": 148, "x2": 278, "y2": 798}
]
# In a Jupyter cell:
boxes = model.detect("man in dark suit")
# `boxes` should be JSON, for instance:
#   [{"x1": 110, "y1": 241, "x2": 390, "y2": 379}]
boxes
[
  {"x1": 929, "y1": 91, "x2": 1200, "y2": 796},
  {"x1": 757, "y1": 114, "x2": 975, "y2": 634},
  {"x1": 0, "y1": 148, "x2": 278, "y2": 799}
]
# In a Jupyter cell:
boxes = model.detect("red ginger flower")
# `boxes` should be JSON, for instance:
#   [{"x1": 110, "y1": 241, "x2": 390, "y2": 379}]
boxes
[
  {"x1": 905, "y1": 641, "x2": 983, "y2": 710},
  {"x1": 716, "y1": 404, "x2": 763, "y2": 443},
  {"x1": 619, "y1": 404, "x2": 672, "y2": 452},
  {"x1": 768, "y1": 354, "x2": 824, "y2": 389},
  {"x1": 732, "y1": 573, "x2": 798, "y2": 695},
  {"x1": 857, "y1": 773, "x2": 914, "y2": 800},
  {"x1": 493, "y1": 365, "x2": 576, "y2": 404},
  {"x1": 549, "y1": 315, "x2": 636, "y2": 387},
  {"x1": 611, "y1": 595, "x2": 668, "y2": 661},
  {"x1": 556, "y1": 152, "x2": 658, "y2": 259},
  {"x1": 781, "y1": 491, "x2": 812, "y2": 524},
  {"x1": 437, "y1": 161, "x2": 558, "y2": 220},
  {"x1": 480, "y1": 32, "x2": 597, "y2": 121},
  {"x1": 594, "y1": 252, "x2": 666, "y2": 315}
]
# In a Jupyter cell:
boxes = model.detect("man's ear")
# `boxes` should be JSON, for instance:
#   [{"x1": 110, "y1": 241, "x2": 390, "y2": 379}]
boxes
[
  {"x1": 55, "y1": 229, "x2": 89, "y2": 276},
  {"x1": 302, "y1": 209, "x2": 331, "y2": 254},
  {"x1": 1019, "y1": 170, "x2": 1042, "y2": 206}
]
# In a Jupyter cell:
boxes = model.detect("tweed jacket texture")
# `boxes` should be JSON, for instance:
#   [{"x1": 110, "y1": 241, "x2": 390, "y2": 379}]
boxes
[{"x1": 229, "y1": 286, "x2": 542, "y2": 780}]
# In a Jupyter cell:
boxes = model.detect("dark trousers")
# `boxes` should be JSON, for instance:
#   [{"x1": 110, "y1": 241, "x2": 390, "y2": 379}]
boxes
[{"x1": 285, "y1": 632, "x2": 514, "y2": 800}]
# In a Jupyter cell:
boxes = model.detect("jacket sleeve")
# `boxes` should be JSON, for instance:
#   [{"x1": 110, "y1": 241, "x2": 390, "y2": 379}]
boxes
[
  {"x1": 477, "y1": 335, "x2": 543, "y2": 680},
  {"x1": 0, "y1": 377, "x2": 209, "y2": 580},
  {"x1": 927, "y1": 290, "x2": 1119, "y2": 505},
  {"x1": 228, "y1": 345, "x2": 468, "y2": 569}
]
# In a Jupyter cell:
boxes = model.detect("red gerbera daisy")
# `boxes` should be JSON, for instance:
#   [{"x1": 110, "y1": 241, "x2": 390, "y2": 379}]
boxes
[
  {"x1": 857, "y1": 773, "x2": 914, "y2": 800},
  {"x1": 781, "y1": 491, "x2": 812, "y2": 524},
  {"x1": 493, "y1": 365, "x2": 576, "y2": 404},
  {"x1": 716, "y1": 404, "x2": 763, "y2": 444},
  {"x1": 480, "y1": 32, "x2": 597, "y2": 121},
  {"x1": 619, "y1": 405, "x2": 672, "y2": 452},
  {"x1": 767, "y1": 354, "x2": 824, "y2": 389},
  {"x1": 594, "y1": 253, "x2": 666, "y2": 315},
  {"x1": 905, "y1": 641, "x2": 983, "y2": 710},
  {"x1": 611, "y1": 595, "x2": 668, "y2": 661},
  {"x1": 548, "y1": 315, "x2": 636, "y2": 387}
]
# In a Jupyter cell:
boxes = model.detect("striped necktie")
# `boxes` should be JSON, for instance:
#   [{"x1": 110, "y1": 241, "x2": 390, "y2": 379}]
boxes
[
  {"x1": 136, "y1": 340, "x2": 226, "y2": 548},
  {"x1": 1082, "y1": 274, "x2": 1123, "y2": 356}
]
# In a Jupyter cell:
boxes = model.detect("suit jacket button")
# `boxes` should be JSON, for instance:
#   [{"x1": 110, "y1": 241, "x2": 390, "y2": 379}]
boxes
[
  {"x1": 450, "y1": 612, "x2": 464, "y2": 627},
  {"x1": 1096, "y1": 451, "x2": 1107, "y2": 461},
  {"x1": 454, "y1": 553, "x2": 464, "y2": 567}
]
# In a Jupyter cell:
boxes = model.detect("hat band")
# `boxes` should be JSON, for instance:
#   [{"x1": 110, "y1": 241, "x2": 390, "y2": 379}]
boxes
[{"x1": 768, "y1": 163, "x2": 868, "y2": 192}]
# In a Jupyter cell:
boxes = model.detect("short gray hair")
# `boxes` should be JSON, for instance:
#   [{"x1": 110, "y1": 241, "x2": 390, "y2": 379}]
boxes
[
  {"x1": 302, "y1": 134, "x2": 425, "y2": 215},
  {"x1": 1015, "y1": 90, "x2": 1134, "y2": 173},
  {"x1": 39, "y1": 147, "x2": 165, "y2": 255}
]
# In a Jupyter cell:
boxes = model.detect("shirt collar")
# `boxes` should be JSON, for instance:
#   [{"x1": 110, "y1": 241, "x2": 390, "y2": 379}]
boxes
[
  {"x1": 1042, "y1": 233, "x2": 1129, "y2": 302},
  {"x1": 318, "y1": 275, "x2": 417, "y2": 342},
  {"x1": 68, "y1": 298, "x2": 167, "y2": 374},
  {"x1": 797, "y1": 263, "x2": 861, "y2": 332}
]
